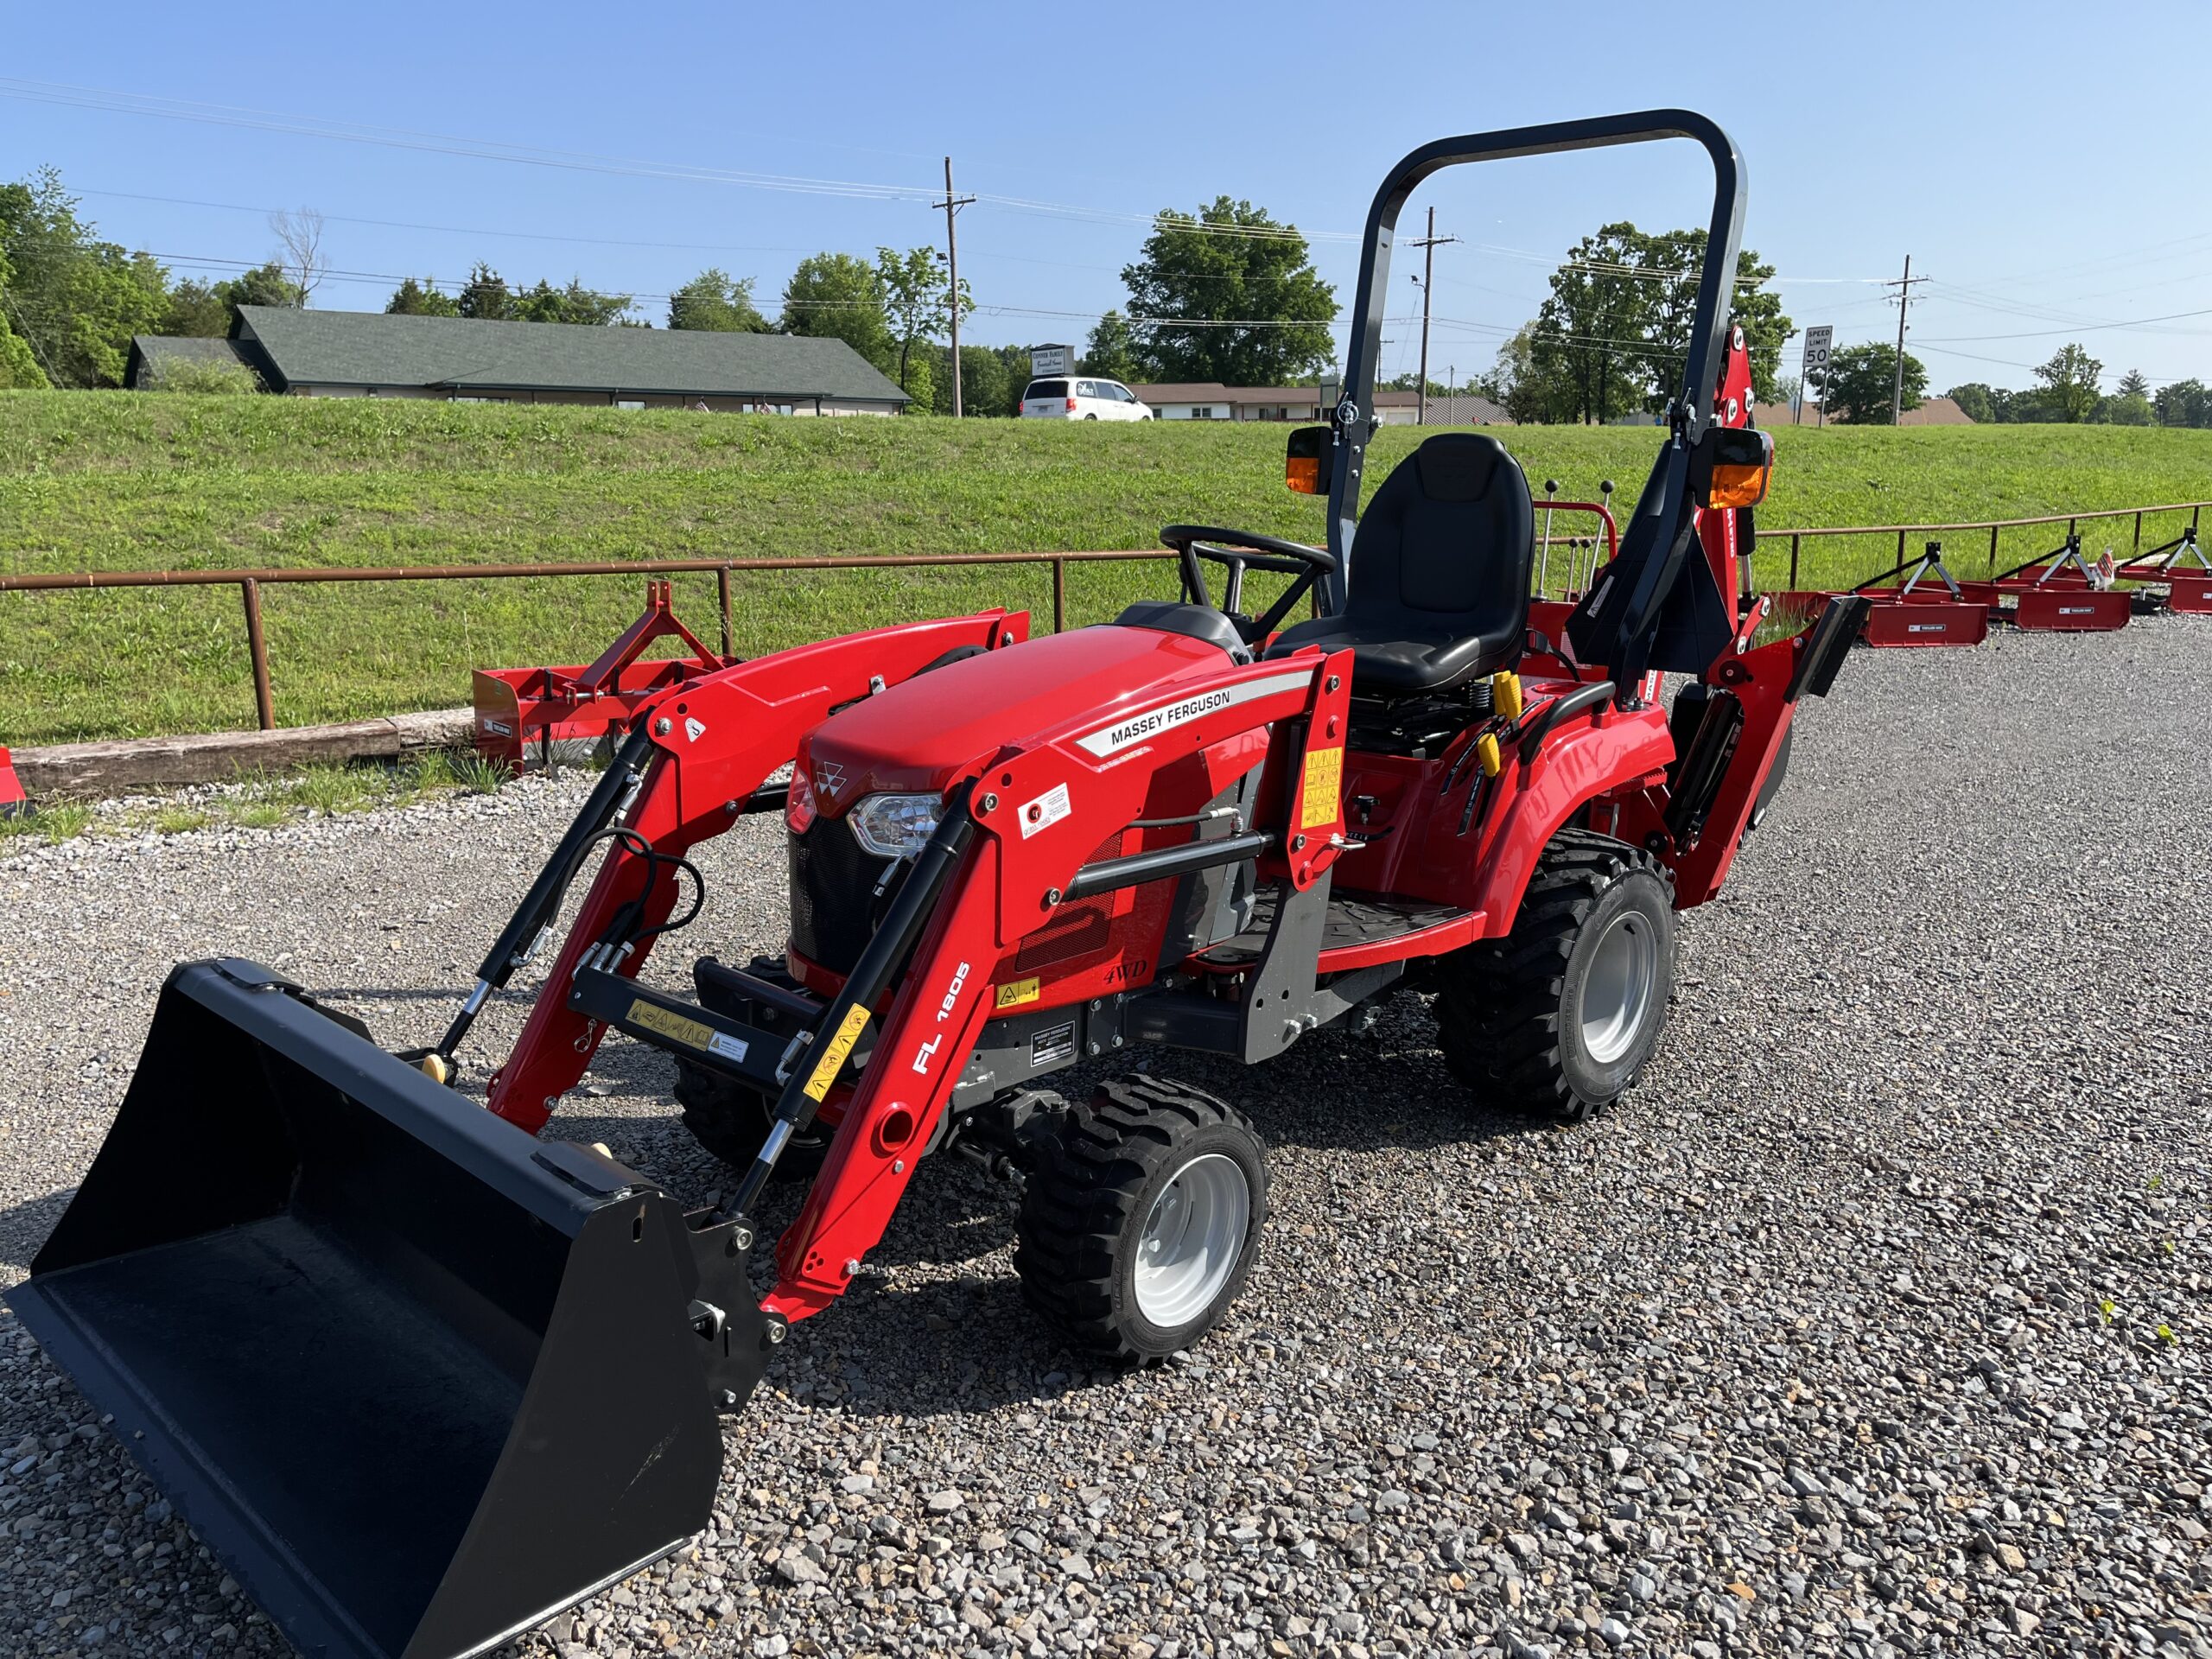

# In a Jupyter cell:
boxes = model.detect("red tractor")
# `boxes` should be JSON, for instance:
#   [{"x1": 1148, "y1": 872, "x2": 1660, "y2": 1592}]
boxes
[{"x1": 13, "y1": 111, "x2": 1866, "y2": 1659}]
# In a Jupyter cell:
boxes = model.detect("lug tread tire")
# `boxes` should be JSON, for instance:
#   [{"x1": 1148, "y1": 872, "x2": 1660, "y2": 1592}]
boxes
[
  {"x1": 1015, "y1": 1074, "x2": 1267, "y2": 1363},
  {"x1": 673, "y1": 1061, "x2": 825, "y2": 1182},
  {"x1": 1438, "y1": 828, "x2": 1674, "y2": 1125}
]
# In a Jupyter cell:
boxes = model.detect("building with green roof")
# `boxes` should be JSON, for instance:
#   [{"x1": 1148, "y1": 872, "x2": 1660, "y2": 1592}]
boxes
[{"x1": 129, "y1": 307, "x2": 910, "y2": 416}]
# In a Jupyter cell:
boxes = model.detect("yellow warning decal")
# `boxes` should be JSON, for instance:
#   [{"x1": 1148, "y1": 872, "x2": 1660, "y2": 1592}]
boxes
[
  {"x1": 1300, "y1": 745, "x2": 1344, "y2": 829},
  {"x1": 803, "y1": 1004, "x2": 872, "y2": 1102},
  {"x1": 995, "y1": 976, "x2": 1042, "y2": 1011},
  {"x1": 627, "y1": 997, "x2": 714, "y2": 1052}
]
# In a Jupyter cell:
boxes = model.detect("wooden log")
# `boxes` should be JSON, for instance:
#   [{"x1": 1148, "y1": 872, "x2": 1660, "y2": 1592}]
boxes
[{"x1": 13, "y1": 709, "x2": 475, "y2": 798}]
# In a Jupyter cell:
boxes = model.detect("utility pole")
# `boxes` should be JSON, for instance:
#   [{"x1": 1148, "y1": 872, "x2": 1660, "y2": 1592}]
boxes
[
  {"x1": 1885, "y1": 254, "x2": 1929, "y2": 428},
  {"x1": 935, "y1": 157, "x2": 976, "y2": 417},
  {"x1": 1406, "y1": 206, "x2": 1459, "y2": 425}
]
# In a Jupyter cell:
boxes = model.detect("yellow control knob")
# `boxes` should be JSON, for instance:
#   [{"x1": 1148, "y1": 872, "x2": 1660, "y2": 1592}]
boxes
[
  {"x1": 1476, "y1": 732, "x2": 1503, "y2": 778},
  {"x1": 1491, "y1": 670, "x2": 1524, "y2": 721}
]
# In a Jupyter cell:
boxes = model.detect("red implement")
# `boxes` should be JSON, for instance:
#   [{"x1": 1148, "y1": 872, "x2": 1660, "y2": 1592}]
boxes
[{"x1": 474, "y1": 579, "x2": 735, "y2": 774}]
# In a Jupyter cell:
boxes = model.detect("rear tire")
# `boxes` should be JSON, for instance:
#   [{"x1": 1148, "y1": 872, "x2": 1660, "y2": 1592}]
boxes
[
  {"x1": 1015, "y1": 1075, "x2": 1268, "y2": 1362},
  {"x1": 1437, "y1": 829, "x2": 1675, "y2": 1124}
]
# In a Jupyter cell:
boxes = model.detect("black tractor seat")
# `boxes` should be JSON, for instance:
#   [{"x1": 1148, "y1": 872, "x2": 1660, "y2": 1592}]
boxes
[{"x1": 1266, "y1": 432, "x2": 1534, "y2": 696}]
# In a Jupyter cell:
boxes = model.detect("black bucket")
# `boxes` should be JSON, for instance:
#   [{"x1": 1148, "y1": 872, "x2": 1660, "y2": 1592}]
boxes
[{"x1": 8, "y1": 959, "x2": 766, "y2": 1659}]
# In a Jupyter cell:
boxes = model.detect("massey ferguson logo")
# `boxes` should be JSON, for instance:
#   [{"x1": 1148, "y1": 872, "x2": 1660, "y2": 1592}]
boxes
[
  {"x1": 812, "y1": 760, "x2": 845, "y2": 798},
  {"x1": 1074, "y1": 670, "x2": 1312, "y2": 758}
]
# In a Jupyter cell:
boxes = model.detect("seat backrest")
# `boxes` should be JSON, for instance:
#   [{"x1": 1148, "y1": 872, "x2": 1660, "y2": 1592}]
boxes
[{"x1": 1345, "y1": 433, "x2": 1534, "y2": 639}]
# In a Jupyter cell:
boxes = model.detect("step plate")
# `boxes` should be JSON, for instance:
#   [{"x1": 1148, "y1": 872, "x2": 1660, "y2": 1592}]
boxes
[{"x1": 1198, "y1": 892, "x2": 1478, "y2": 973}]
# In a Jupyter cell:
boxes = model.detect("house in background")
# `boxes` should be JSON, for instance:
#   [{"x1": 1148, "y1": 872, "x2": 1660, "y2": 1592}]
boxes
[
  {"x1": 1133, "y1": 384, "x2": 1508, "y2": 425},
  {"x1": 126, "y1": 307, "x2": 910, "y2": 415}
]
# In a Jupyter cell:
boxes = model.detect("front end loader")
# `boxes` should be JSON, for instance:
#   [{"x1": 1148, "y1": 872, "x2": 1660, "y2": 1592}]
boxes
[{"x1": 11, "y1": 110, "x2": 1866, "y2": 1659}]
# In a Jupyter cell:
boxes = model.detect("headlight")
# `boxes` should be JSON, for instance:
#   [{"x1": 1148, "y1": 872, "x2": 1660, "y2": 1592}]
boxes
[{"x1": 848, "y1": 792, "x2": 943, "y2": 858}]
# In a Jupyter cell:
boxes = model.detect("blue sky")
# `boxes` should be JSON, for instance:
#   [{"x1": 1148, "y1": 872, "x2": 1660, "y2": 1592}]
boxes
[{"x1": 5, "y1": 0, "x2": 2210, "y2": 392}]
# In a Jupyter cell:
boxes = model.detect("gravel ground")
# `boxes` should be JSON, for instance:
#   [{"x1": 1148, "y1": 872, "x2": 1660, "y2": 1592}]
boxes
[{"x1": 3, "y1": 618, "x2": 2208, "y2": 1659}]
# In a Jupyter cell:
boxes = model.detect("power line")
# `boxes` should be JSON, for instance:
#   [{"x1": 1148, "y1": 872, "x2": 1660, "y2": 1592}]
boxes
[
  {"x1": 0, "y1": 77, "x2": 1345, "y2": 249},
  {"x1": 1916, "y1": 302, "x2": 2212, "y2": 342}
]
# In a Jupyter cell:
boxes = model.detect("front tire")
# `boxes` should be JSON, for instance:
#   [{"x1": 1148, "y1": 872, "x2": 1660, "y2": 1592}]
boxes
[
  {"x1": 673, "y1": 1064, "x2": 828, "y2": 1181},
  {"x1": 1015, "y1": 1075, "x2": 1268, "y2": 1361},
  {"x1": 1437, "y1": 829, "x2": 1675, "y2": 1123}
]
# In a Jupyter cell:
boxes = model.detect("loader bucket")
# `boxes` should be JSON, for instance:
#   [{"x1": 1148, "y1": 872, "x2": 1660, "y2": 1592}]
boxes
[{"x1": 7, "y1": 959, "x2": 763, "y2": 1659}]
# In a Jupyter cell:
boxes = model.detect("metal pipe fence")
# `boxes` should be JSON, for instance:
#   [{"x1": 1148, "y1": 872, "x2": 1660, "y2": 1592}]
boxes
[{"x1": 4, "y1": 499, "x2": 2205, "y2": 733}]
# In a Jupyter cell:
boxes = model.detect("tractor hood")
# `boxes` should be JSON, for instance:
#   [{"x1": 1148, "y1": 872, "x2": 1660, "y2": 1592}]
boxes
[{"x1": 799, "y1": 623, "x2": 1239, "y2": 814}]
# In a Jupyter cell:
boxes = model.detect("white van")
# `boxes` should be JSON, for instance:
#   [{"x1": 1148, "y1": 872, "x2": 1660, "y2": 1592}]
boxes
[{"x1": 1020, "y1": 378, "x2": 1154, "y2": 421}]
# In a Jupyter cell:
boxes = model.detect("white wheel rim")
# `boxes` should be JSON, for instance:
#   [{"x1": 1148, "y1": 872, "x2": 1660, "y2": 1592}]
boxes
[
  {"x1": 1580, "y1": 911, "x2": 1659, "y2": 1065},
  {"x1": 1133, "y1": 1153, "x2": 1249, "y2": 1329}
]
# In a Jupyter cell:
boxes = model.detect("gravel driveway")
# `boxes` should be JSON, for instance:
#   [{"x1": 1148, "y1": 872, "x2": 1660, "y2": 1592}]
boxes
[{"x1": 3, "y1": 620, "x2": 2208, "y2": 1659}]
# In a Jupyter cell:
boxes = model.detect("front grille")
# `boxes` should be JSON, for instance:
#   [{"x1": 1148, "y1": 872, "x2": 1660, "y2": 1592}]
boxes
[{"x1": 789, "y1": 817, "x2": 895, "y2": 974}]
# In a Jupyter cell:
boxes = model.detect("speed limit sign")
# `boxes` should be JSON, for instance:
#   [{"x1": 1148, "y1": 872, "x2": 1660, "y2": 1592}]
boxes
[{"x1": 1802, "y1": 326, "x2": 1834, "y2": 371}]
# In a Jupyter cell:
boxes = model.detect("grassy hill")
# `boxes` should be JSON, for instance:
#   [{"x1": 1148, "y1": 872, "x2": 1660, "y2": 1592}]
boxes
[{"x1": 3, "y1": 391, "x2": 2207, "y2": 746}]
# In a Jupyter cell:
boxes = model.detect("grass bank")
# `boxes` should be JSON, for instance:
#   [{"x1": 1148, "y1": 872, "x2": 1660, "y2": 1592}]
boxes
[{"x1": 3, "y1": 392, "x2": 2207, "y2": 745}]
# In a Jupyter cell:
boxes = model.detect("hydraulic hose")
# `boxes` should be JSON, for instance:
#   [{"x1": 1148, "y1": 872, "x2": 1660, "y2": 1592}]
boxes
[{"x1": 431, "y1": 723, "x2": 659, "y2": 1063}]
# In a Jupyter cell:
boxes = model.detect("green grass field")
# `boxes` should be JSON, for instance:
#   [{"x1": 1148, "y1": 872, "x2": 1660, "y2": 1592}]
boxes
[{"x1": 3, "y1": 391, "x2": 2207, "y2": 746}]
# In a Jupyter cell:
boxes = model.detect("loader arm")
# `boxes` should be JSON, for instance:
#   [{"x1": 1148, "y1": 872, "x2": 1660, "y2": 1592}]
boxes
[
  {"x1": 484, "y1": 611, "x2": 1024, "y2": 1131},
  {"x1": 757, "y1": 646, "x2": 1354, "y2": 1322}
]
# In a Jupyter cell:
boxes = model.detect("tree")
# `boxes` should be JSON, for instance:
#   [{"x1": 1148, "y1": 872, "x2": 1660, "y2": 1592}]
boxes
[
  {"x1": 458, "y1": 264, "x2": 512, "y2": 321},
  {"x1": 513, "y1": 276, "x2": 632, "y2": 326},
  {"x1": 2153, "y1": 378, "x2": 2212, "y2": 429},
  {"x1": 0, "y1": 243, "x2": 49, "y2": 389},
  {"x1": 219, "y1": 262, "x2": 303, "y2": 312},
  {"x1": 386, "y1": 276, "x2": 461, "y2": 317},
  {"x1": 1630, "y1": 230, "x2": 1793, "y2": 407},
  {"x1": 0, "y1": 168, "x2": 170, "y2": 387},
  {"x1": 2115, "y1": 368, "x2": 2150, "y2": 401},
  {"x1": 2034, "y1": 343, "x2": 2103, "y2": 423},
  {"x1": 2100, "y1": 391, "x2": 2152, "y2": 426},
  {"x1": 668, "y1": 269, "x2": 769, "y2": 332},
  {"x1": 779, "y1": 251, "x2": 891, "y2": 369},
  {"x1": 1529, "y1": 222, "x2": 1650, "y2": 423},
  {"x1": 269, "y1": 207, "x2": 327, "y2": 307},
  {"x1": 875, "y1": 245, "x2": 969, "y2": 402},
  {"x1": 1118, "y1": 197, "x2": 1336, "y2": 385},
  {"x1": 163, "y1": 278, "x2": 230, "y2": 337},
  {"x1": 164, "y1": 262, "x2": 301, "y2": 336},
  {"x1": 1817, "y1": 342, "x2": 1926, "y2": 424},
  {"x1": 931, "y1": 344, "x2": 1014, "y2": 416},
  {"x1": 992, "y1": 344, "x2": 1034, "y2": 413},
  {"x1": 1081, "y1": 311, "x2": 1140, "y2": 382},
  {"x1": 1946, "y1": 382, "x2": 1998, "y2": 424},
  {"x1": 1482, "y1": 323, "x2": 1577, "y2": 424}
]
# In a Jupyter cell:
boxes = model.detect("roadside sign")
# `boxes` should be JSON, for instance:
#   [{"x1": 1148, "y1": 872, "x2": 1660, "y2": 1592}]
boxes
[
  {"x1": 1029, "y1": 343, "x2": 1073, "y2": 377},
  {"x1": 1799, "y1": 327, "x2": 1834, "y2": 426}
]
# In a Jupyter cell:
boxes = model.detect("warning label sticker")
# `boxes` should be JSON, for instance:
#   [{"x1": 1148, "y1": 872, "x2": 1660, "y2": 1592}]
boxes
[
  {"x1": 804, "y1": 1005, "x2": 871, "y2": 1102},
  {"x1": 1019, "y1": 781, "x2": 1072, "y2": 839},
  {"x1": 1300, "y1": 746, "x2": 1344, "y2": 829},
  {"x1": 995, "y1": 976, "x2": 1042, "y2": 1011},
  {"x1": 628, "y1": 998, "x2": 715, "y2": 1052}
]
